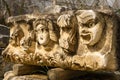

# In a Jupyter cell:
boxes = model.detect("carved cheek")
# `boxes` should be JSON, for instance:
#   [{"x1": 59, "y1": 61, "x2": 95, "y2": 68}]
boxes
[
  {"x1": 59, "y1": 29, "x2": 69, "y2": 49},
  {"x1": 88, "y1": 22, "x2": 103, "y2": 45},
  {"x1": 36, "y1": 32, "x2": 42, "y2": 44}
]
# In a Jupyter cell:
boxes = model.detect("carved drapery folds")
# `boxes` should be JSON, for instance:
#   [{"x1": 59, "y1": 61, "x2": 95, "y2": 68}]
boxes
[{"x1": 2, "y1": 10, "x2": 120, "y2": 71}]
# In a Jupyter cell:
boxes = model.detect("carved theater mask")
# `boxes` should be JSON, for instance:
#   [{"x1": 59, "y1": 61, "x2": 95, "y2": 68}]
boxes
[
  {"x1": 36, "y1": 24, "x2": 50, "y2": 46},
  {"x1": 76, "y1": 10, "x2": 105, "y2": 46}
]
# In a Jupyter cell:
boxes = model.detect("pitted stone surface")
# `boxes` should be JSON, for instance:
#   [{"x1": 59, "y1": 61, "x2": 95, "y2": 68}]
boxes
[{"x1": 2, "y1": 10, "x2": 120, "y2": 71}]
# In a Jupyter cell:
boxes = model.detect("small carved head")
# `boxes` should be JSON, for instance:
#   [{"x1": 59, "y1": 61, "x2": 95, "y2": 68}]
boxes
[
  {"x1": 19, "y1": 22, "x2": 34, "y2": 50},
  {"x1": 10, "y1": 23, "x2": 24, "y2": 46},
  {"x1": 57, "y1": 13, "x2": 78, "y2": 53},
  {"x1": 76, "y1": 10, "x2": 105, "y2": 46},
  {"x1": 34, "y1": 18, "x2": 57, "y2": 46}
]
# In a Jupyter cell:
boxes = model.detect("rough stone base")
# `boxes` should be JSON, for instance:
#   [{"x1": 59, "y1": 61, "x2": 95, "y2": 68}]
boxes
[
  {"x1": 47, "y1": 68, "x2": 120, "y2": 80},
  {"x1": 0, "y1": 56, "x2": 13, "y2": 80},
  {"x1": 3, "y1": 69, "x2": 120, "y2": 80},
  {"x1": 3, "y1": 71, "x2": 48, "y2": 80},
  {"x1": 12, "y1": 64, "x2": 49, "y2": 76},
  {"x1": 47, "y1": 68, "x2": 87, "y2": 80}
]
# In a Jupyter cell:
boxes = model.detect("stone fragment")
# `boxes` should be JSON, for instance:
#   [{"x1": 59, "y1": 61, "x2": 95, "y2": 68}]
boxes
[
  {"x1": 3, "y1": 71, "x2": 48, "y2": 80},
  {"x1": 47, "y1": 68, "x2": 87, "y2": 80},
  {"x1": 13, "y1": 64, "x2": 48, "y2": 76}
]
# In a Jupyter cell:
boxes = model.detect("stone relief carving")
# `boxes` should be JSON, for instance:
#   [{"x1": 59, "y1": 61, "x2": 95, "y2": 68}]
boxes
[
  {"x1": 72, "y1": 10, "x2": 118, "y2": 70},
  {"x1": 33, "y1": 18, "x2": 61, "y2": 65},
  {"x1": 2, "y1": 10, "x2": 120, "y2": 71},
  {"x1": 77, "y1": 10, "x2": 104, "y2": 46},
  {"x1": 57, "y1": 12, "x2": 78, "y2": 55},
  {"x1": 2, "y1": 16, "x2": 36, "y2": 63},
  {"x1": 32, "y1": 17, "x2": 72, "y2": 68}
]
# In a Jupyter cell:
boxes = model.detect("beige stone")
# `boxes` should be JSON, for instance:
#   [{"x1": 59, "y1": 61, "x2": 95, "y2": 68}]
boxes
[
  {"x1": 9, "y1": 75, "x2": 48, "y2": 80},
  {"x1": 47, "y1": 68, "x2": 87, "y2": 80},
  {"x1": 2, "y1": 10, "x2": 120, "y2": 71},
  {"x1": 3, "y1": 71, "x2": 48, "y2": 80},
  {"x1": 13, "y1": 64, "x2": 48, "y2": 76},
  {"x1": 3, "y1": 71, "x2": 16, "y2": 80}
]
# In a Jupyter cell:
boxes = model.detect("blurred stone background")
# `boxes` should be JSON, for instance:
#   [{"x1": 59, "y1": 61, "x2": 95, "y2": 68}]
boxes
[{"x1": 0, "y1": 0, "x2": 120, "y2": 80}]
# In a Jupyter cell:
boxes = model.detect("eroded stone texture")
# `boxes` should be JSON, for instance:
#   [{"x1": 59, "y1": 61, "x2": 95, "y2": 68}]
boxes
[
  {"x1": 3, "y1": 71, "x2": 48, "y2": 80},
  {"x1": 2, "y1": 15, "x2": 37, "y2": 64},
  {"x1": 57, "y1": 11, "x2": 78, "y2": 54},
  {"x1": 2, "y1": 10, "x2": 120, "y2": 71},
  {"x1": 72, "y1": 10, "x2": 118, "y2": 71}
]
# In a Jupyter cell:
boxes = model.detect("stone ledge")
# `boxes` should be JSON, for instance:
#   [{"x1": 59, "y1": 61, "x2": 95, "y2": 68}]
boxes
[{"x1": 3, "y1": 71, "x2": 48, "y2": 80}]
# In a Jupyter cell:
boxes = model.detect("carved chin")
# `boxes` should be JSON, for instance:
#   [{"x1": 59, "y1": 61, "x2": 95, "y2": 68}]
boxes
[{"x1": 38, "y1": 40, "x2": 46, "y2": 45}]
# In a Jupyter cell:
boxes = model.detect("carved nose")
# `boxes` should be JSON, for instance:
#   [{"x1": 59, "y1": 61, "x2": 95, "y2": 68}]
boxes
[{"x1": 63, "y1": 39, "x2": 69, "y2": 48}]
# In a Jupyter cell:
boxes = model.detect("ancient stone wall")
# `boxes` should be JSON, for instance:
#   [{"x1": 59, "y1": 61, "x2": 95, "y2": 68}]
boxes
[{"x1": 0, "y1": 24, "x2": 13, "y2": 80}]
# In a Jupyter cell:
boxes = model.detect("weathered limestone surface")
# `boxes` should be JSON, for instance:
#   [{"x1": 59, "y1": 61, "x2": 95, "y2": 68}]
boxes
[
  {"x1": 2, "y1": 10, "x2": 120, "y2": 71},
  {"x1": 47, "y1": 68, "x2": 87, "y2": 80},
  {"x1": 12, "y1": 64, "x2": 50, "y2": 75},
  {"x1": 47, "y1": 68, "x2": 120, "y2": 80},
  {"x1": 3, "y1": 70, "x2": 48, "y2": 80},
  {"x1": 3, "y1": 67, "x2": 120, "y2": 80}
]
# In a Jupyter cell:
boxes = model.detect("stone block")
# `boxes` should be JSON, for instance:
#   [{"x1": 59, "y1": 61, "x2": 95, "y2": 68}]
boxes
[
  {"x1": 13, "y1": 64, "x2": 48, "y2": 75},
  {"x1": 3, "y1": 71, "x2": 48, "y2": 80}
]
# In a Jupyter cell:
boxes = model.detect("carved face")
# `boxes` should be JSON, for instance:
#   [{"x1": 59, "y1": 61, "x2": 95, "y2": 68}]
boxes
[
  {"x1": 57, "y1": 14, "x2": 77, "y2": 53},
  {"x1": 36, "y1": 24, "x2": 50, "y2": 46},
  {"x1": 10, "y1": 24, "x2": 24, "y2": 46},
  {"x1": 76, "y1": 10, "x2": 104, "y2": 46},
  {"x1": 19, "y1": 23, "x2": 33, "y2": 50},
  {"x1": 59, "y1": 27, "x2": 71, "y2": 49}
]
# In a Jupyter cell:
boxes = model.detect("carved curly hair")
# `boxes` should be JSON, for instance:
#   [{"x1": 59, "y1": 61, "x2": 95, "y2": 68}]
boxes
[
  {"x1": 57, "y1": 13, "x2": 78, "y2": 53},
  {"x1": 33, "y1": 18, "x2": 58, "y2": 42}
]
